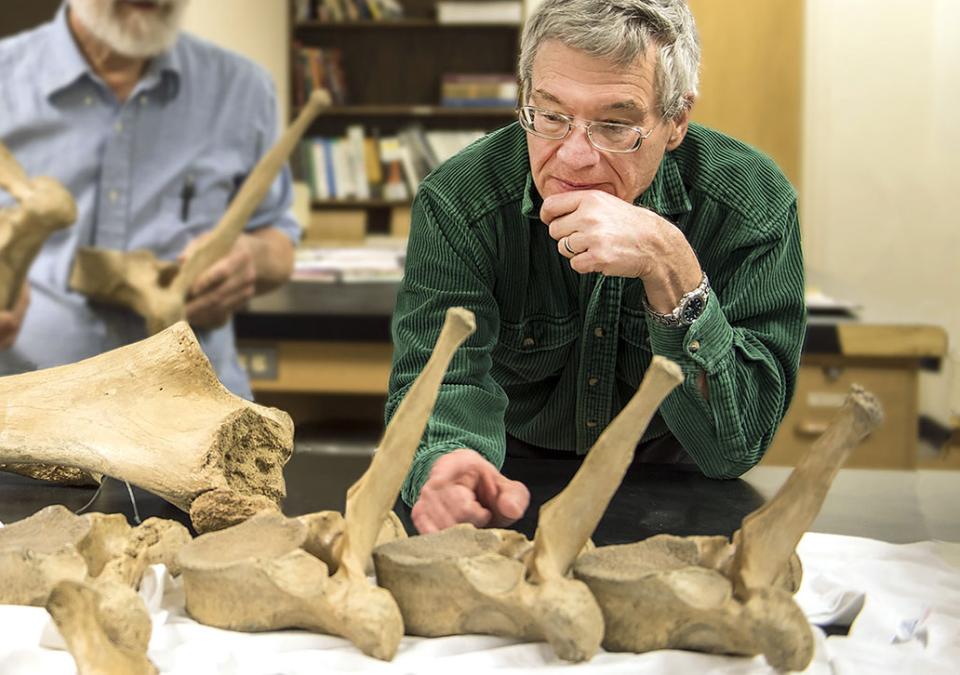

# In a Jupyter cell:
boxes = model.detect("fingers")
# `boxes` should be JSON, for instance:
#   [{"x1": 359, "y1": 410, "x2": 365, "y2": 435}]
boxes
[
  {"x1": 490, "y1": 476, "x2": 530, "y2": 528},
  {"x1": 411, "y1": 448, "x2": 525, "y2": 534},
  {"x1": 540, "y1": 191, "x2": 584, "y2": 225},
  {"x1": 556, "y1": 232, "x2": 585, "y2": 259},
  {"x1": 0, "y1": 284, "x2": 30, "y2": 349}
]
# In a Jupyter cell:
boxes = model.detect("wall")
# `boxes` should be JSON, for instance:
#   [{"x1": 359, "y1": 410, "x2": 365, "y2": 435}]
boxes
[
  {"x1": 803, "y1": 0, "x2": 960, "y2": 423},
  {"x1": 181, "y1": 0, "x2": 290, "y2": 122}
]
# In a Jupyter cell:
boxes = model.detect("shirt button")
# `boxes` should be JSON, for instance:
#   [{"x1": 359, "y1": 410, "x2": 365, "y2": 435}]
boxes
[
  {"x1": 594, "y1": 326, "x2": 605, "y2": 338},
  {"x1": 140, "y1": 95, "x2": 149, "y2": 106},
  {"x1": 689, "y1": 340, "x2": 701, "y2": 353},
  {"x1": 114, "y1": 122, "x2": 124, "y2": 133},
  {"x1": 84, "y1": 96, "x2": 93, "y2": 106},
  {"x1": 521, "y1": 336, "x2": 536, "y2": 348},
  {"x1": 587, "y1": 376, "x2": 599, "y2": 386},
  {"x1": 586, "y1": 419, "x2": 598, "y2": 428},
  {"x1": 109, "y1": 190, "x2": 119, "y2": 203}
]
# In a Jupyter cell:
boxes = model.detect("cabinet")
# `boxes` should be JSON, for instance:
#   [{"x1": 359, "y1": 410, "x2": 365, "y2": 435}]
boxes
[{"x1": 290, "y1": 0, "x2": 522, "y2": 238}]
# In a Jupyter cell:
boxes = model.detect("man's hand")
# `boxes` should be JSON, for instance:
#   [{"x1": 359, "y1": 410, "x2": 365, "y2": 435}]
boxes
[
  {"x1": 181, "y1": 233, "x2": 257, "y2": 329},
  {"x1": 411, "y1": 448, "x2": 531, "y2": 534},
  {"x1": 0, "y1": 284, "x2": 29, "y2": 349},
  {"x1": 541, "y1": 189, "x2": 701, "y2": 312}
]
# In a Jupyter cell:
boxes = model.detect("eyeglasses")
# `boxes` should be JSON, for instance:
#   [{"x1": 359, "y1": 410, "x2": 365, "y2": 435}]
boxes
[{"x1": 517, "y1": 105, "x2": 657, "y2": 153}]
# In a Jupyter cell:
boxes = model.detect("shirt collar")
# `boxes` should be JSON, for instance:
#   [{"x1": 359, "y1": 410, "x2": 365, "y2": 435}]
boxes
[
  {"x1": 39, "y1": 4, "x2": 182, "y2": 102},
  {"x1": 521, "y1": 148, "x2": 693, "y2": 224}
]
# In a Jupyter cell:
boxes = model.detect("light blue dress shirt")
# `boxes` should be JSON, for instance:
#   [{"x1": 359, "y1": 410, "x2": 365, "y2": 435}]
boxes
[{"x1": 0, "y1": 8, "x2": 300, "y2": 398}]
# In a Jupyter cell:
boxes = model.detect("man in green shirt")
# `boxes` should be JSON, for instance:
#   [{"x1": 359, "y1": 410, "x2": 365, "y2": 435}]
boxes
[{"x1": 388, "y1": 0, "x2": 805, "y2": 534}]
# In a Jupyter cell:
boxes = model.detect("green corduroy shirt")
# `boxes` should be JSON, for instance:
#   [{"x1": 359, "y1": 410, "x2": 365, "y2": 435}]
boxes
[{"x1": 388, "y1": 122, "x2": 806, "y2": 506}]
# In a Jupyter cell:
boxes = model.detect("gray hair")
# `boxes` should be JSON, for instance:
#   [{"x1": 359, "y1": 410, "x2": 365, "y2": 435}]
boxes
[{"x1": 518, "y1": 0, "x2": 700, "y2": 120}]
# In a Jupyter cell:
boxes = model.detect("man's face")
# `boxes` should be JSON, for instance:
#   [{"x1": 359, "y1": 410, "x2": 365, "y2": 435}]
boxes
[
  {"x1": 69, "y1": 0, "x2": 189, "y2": 58},
  {"x1": 526, "y1": 41, "x2": 687, "y2": 203}
]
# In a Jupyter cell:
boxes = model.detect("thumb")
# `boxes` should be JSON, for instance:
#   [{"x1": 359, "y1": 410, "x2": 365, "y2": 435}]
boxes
[{"x1": 491, "y1": 476, "x2": 530, "y2": 526}]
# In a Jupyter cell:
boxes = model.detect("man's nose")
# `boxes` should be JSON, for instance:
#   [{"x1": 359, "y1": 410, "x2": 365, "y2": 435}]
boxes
[{"x1": 556, "y1": 122, "x2": 599, "y2": 168}]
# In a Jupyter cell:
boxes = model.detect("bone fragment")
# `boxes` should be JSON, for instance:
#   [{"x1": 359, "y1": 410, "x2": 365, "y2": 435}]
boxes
[
  {"x1": 68, "y1": 89, "x2": 331, "y2": 335},
  {"x1": 574, "y1": 535, "x2": 811, "y2": 670},
  {"x1": 0, "y1": 141, "x2": 76, "y2": 310},
  {"x1": 374, "y1": 356, "x2": 683, "y2": 662},
  {"x1": 47, "y1": 580, "x2": 158, "y2": 675},
  {"x1": 572, "y1": 385, "x2": 882, "y2": 671},
  {"x1": 729, "y1": 385, "x2": 883, "y2": 596},
  {"x1": 0, "y1": 504, "x2": 193, "y2": 674},
  {"x1": 0, "y1": 321, "x2": 294, "y2": 532},
  {"x1": 177, "y1": 307, "x2": 475, "y2": 660}
]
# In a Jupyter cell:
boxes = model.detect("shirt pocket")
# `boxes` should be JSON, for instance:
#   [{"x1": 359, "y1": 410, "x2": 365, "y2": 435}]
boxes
[
  {"x1": 493, "y1": 313, "x2": 579, "y2": 383},
  {"x1": 618, "y1": 306, "x2": 654, "y2": 386},
  {"x1": 155, "y1": 190, "x2": 230, "y2": 260}
]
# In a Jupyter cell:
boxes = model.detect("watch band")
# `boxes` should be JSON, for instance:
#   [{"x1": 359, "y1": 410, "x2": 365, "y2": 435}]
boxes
[{"x1": 642, "y1": 272, "x2": 710, "y2": 327}]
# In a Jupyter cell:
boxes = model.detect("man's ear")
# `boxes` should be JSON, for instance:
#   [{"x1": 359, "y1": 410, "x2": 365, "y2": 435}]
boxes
[{"x1": 665, "y1": 96, "x2": 695, "y2": 151}]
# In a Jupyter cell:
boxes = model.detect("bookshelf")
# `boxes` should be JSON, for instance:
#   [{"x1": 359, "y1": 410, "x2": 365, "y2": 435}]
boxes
[{"x1": 290, "y1": 0, "x2": 523, "y2": 239}]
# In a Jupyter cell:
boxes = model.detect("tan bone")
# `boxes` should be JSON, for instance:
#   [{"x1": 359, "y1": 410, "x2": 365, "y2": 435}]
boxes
[
  {"x1": 69, "y1": 89, "x2": 330, "y2": 336},
  {"x1": 176, "y1": 307, "x2": 476, "y2": 661},
  {"x1": 573, "y1": 385, "x2": 883, "y2": 672},
  {"x1": 373, "y1": 356, "x2": 684, "y2": 662},
  {"x1": 0, "y1": 504, "x2": 193, "y2": 674},
  {"x1": 0, "y1": 140, "x2": 77, "y2": 310},
  {"x1": 0, "y1": 321, "x2": 294, "y2": 533}
]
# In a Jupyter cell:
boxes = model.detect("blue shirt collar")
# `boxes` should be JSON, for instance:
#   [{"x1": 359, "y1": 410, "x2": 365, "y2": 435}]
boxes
[{"x1": 40, "y1": 4, "x2": 182, "y2": 102}]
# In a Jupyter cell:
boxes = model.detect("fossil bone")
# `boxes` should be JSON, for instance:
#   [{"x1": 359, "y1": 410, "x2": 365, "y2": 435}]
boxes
[
  {"x1": 0, "y1": 504, "x2": 192, "y2": 674},
  {"x1": 573, "y1": 385, "x2": 883, "y2": 671},
  {"x1": 69, "y1": 89, "x2": 331, "y2": 335},
  {"x1": 0, "y1": 321, "x2": 294, "y2": 532},
  {"x1": 47, "y1": 580, "x2": 158, "y2": 675},
  {"x1": 177, "y1": 307, "x2": 476, "y2": 660},
  {"x1": 0, "y1": 141, "x2": 77, "y2": 311},
  {"x1": 374, "y1": 356, "x2": 684, "y2": 662}
]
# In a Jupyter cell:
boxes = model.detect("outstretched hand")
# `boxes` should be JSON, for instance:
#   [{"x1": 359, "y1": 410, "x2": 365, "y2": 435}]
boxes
[{"x1": 411, "y1": 448, "x2": 531, "y2": 534}]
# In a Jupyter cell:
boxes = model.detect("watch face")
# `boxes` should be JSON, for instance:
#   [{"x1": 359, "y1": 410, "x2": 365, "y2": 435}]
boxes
[{"x1": 680, "y1": 295, "x2": 706, "y2": 324}]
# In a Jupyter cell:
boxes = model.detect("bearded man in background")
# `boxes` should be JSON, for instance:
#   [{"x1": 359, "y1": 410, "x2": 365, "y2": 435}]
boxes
[{"x1": 0, "y1": 0, "x2": 300, "y2": 398}]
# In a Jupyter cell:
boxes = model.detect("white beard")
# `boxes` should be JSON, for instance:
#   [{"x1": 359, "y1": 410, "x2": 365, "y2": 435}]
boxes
[{"x1": 69, "y1": 0, "x2": 189, "y2": 58}]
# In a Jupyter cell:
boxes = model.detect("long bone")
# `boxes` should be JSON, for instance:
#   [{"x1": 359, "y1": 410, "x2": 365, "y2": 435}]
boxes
[
  {"x1": 0, "y1": 141, "x2": 77, "y2": 310},
  {"x1": 0, "y1": 321, "x2": 294, "y2": 532},
  {"x1": 69, "y1": 89, "x2": 330, "y2": 335},
  {"x1": 573, "y1": 386, "x2": 884, "y2": 672},
  {"x1": 177, "y1": 307, "x2": 476, "y2": 661},
  {"x1": 373, "y1": 356, "x2": 684, "y2": 662}
]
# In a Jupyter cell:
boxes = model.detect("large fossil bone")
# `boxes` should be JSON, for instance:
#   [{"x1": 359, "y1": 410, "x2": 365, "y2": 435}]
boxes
[
  {"x1": 0, "y1": 141, "x2": 77, "y2": 310},
  {"x1": 573, "y1": 386, "x2": 883, "y2": 671},
  {"x1": 0, "y1": 321, "x2": 294, "y2": 532},
  {"x1": 69, "y1": 89, "x2": 331, "y2": 336},
  {"x1": 374, "y1": 356, "x2": 684, "y2": 662},
  {"x1": 0, "y1": 504, "x2": 192, "y2": 674},
  {"x1": 177, "y1": 307, "x2": 477, "y2": 660}
]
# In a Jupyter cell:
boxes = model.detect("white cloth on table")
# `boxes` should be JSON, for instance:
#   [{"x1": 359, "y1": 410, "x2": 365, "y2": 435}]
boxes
[{"x1": 0, "y1": 532, "x2": 957, "y2": 673}]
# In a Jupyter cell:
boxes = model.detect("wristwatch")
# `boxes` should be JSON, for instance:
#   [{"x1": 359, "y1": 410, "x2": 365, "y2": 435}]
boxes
[{"x1": 642, "y1": 272, "x2": 710, "y2": 327}]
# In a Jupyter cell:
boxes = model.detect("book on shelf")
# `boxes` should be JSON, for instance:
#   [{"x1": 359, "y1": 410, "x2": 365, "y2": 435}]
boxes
[
  {"x1": 292, "y1": 44, "x2": 347, "y2": 106},
  {"x1": 435, "y1": 1, "x2": 522, "y2": 25},
  {"x1": 297, "y1": 126, "x2": 487, "y2": 203},
  {"x1": 294, "y1": 0, "x2": 405, "y2": 23},
  {"x1": 441, "y1": 73, "x2": 518, "y2": 108}
]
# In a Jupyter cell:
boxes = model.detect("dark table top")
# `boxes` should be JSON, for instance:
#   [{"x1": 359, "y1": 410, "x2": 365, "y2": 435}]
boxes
[{"x1": 0, "y1": 452, "x2": 764, "y2": 545}]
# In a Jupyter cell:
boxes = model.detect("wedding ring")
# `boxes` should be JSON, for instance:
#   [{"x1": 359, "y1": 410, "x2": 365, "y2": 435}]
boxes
[{"x1": 562, "y1": 236, "x2": 576, "y2": 256}]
